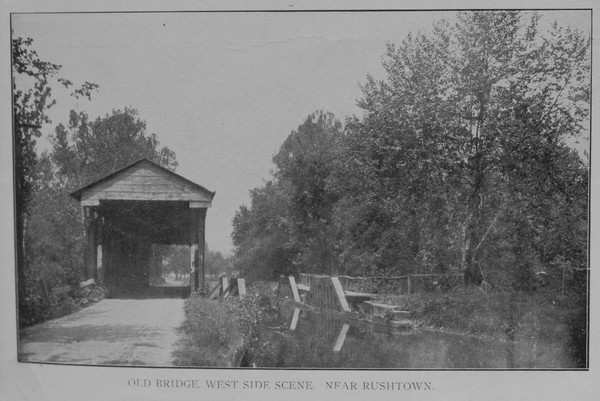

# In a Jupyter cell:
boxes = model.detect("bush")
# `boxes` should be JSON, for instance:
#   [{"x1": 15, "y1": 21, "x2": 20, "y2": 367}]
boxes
[{"x1": 173, "y1": 291, "x2": 274, "y2": 367}]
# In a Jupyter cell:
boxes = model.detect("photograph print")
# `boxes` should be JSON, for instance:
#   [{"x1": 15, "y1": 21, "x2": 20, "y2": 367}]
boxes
[{"x1": 12, "y1": 9, "x2": 590, "y2": 369}]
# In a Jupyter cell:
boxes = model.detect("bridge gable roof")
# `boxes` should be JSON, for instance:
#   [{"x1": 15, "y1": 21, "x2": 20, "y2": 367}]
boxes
[{"x1": 70, "y1": 159, "x2": 215, "y2": 207}]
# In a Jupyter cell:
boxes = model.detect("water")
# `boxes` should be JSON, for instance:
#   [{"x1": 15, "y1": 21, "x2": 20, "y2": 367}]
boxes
[{"x1": 243, "y1": 301, "x2": 580, "y2": 369}]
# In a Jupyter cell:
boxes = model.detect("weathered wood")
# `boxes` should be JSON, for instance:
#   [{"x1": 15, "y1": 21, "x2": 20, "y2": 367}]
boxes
[
  {"x1": 331, "y1": 277, "x2": 351, "y2": 312},
  {"x1": 333, "y1": 323, "x2": 350, "y2": 352},
  {"x1": 198, "y1": 209, "x2": 206, "y2": 292},
  {"x1": 52, "y1": 285, "x2": 72, "y2": 296},
  {"x1": 80, "y1": 278, "x2": 96, "y2": 288},
  {"x1": 290, "y1": 307, "x2": 300, "y2": 331},
  {"x1": 84, "y1": 209, "x2": 97, "y2": 281},
  {"x1": 75, "y1": 160, "x2": 214, "y2": 206},
  {"x1": 237, "y1": 278, "x2": 246, "y2": 300},
  {"x1": 72, "y1": 160, "x2": 215, "y2": 300},
  {"x1": 81, "y1": 199, "x2": 100, "y2": 206},
  {"x1": 289, "y1": 276, "x2": 301, "y2": 303},
  {"x1": 189, "y1": 201, "x2": 212, "y2": 208},
  {"x1": 210, "y1": 282, "x2": 222, "y2": 300},
  {"x1": 96, "y1": 244, "x2": 103, "y2": 284}
]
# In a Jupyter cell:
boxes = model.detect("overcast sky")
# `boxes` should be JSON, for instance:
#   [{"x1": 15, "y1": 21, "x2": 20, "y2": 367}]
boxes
[{"x1": 12, "y1": 10, "x2": 590, "y2": 255}]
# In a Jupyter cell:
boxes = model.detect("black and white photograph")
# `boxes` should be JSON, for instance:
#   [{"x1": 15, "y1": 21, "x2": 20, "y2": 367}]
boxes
[{"x1": 1, "y1": 1, "x2": 596, "y2": 400}]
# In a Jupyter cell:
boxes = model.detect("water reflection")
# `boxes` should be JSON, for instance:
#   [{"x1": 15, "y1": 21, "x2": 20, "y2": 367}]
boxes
[{"x1": 245, "y1": 301, "x2": 578, "y2": 369}]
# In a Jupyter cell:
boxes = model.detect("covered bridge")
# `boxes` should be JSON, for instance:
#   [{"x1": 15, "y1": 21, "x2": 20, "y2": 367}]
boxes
[{"x1": 70, "y1": 159, "x2": 215, "y2": 298}]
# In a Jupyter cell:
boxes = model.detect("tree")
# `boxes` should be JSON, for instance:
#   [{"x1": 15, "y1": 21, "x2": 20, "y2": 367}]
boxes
[
  {"x1": 13, "y1": 37, "x2": 98, "y2": 301},
  {"x1": 341, "y1": 11, "x2": 589, "y2": 287},
  {"x1": 231, "y1": 111, "x2": 343, "y2": 280},
  {"x1": 272, "y1": 111, "x2": 343, "y2": 273},
  {"x1": 50, "y1": 108, "x2": 177, "y2": 189},
  {"x1": 232, "y1": 181, "x2": 296, "y2": 281}
]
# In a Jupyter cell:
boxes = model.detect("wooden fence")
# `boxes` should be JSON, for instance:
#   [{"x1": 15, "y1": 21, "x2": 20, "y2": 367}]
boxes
[
  {"x1": 299, "y1": 272, "x2": 464, "y2": 295},
  {"x1": 209, "y1": 276, "x2": 247, "y2": 300}
]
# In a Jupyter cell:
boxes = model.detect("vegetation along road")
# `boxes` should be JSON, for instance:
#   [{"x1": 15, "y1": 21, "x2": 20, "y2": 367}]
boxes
[{"x1": 18, "y1": 299, "x2": 184, "y2": 366}]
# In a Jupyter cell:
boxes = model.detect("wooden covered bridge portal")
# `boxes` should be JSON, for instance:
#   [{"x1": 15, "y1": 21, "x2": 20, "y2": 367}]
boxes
[{"x1": 71, "y1": 159, "x2": 215, "y2": 298}]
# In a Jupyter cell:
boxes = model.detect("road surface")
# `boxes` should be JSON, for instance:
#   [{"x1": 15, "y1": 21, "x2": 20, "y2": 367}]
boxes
[{"x1": 18, "y1": 298, "x2": 185, "y2": 366}]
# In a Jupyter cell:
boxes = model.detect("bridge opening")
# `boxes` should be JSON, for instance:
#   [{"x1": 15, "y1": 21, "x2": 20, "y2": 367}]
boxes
[{"x1": 149, "y1": 244, "x2": 192, "y2": 298}]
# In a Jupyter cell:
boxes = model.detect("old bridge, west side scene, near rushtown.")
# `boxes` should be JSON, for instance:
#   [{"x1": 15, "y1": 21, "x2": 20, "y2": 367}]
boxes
[{"x1": 14, "y1": 9, "x2": 589, "y2": 370}]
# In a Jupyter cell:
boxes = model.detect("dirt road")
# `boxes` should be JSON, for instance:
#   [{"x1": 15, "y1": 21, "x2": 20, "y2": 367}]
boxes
[{"x1": 18, "y1": 299, "x2": 185, "y2": 366}]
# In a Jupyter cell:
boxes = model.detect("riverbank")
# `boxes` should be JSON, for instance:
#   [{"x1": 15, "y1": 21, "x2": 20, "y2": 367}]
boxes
[
  {"x1": 384, "y1": 287, "x2": 586, "y2": 366},
  {"x1": 173, "y1": 282, "x2": 586, "y2": 368}
]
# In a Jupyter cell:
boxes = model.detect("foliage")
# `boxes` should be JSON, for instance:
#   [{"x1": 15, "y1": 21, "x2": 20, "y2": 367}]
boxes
[
  {"x1": 173, "y1": 292, "x2": 272, "y2": 367},
  {"x1": 232, "y1": 11, "x2": 589, "y2": 295},
  {"x1": 13, "y1": 37, "x2": 99, "y2": 305},
  {"x1": 21, "y1": 107, "x2": 178, "y2": 326},
  {"x1": 342, "y1": 11, "x2": 589, "y2": 285},
  {"x1": 232, "y1": 111, "x2": 344, "y2": 280},
  {"x1": 205, "y1": 246, "x2": 235, "y2": 277}
]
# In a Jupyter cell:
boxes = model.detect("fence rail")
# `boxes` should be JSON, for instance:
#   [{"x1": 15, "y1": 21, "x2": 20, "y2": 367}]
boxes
[{"x1": 299, "y1": 272, "x2": 464, "y2": 295}]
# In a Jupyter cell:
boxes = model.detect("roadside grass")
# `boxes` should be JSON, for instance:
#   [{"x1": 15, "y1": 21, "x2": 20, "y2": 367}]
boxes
[{"x1": 173, "y1": 290, "x2": 272, "y2": 367}]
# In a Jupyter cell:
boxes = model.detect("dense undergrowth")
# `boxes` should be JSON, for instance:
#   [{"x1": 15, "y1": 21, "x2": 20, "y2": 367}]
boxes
[
  {"x1": 173, "y1": 288, "x2": 274, "y2": 367},
  {"x1": 19, "y1": 277, "x2": 106, "y2": 328},
  {"x1": 173, "y1": 281, "x2": 587, "y2": 368}
]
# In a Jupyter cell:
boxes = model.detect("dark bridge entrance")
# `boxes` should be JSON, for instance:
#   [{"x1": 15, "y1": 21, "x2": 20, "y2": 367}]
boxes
[{"x1": 71, "y1": 159, "x2": 215, "y2": 298}]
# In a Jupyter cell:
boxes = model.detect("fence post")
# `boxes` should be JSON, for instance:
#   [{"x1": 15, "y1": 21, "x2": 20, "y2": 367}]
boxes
[
  {"x1": 221, "y1": 276, "x2": 229, "y2": 295},
  {"x1": 407, "y1": 275, "x2": 412, "y2": 295},
  {"x1": 290, "y1": 307, "x2": 300, "y2": 331},
  {"x1": 289, "y1": 276, "x2": 301, "y2": 303},
  {"x1": 330, "y1": 276, "x2": 351, "y2": 312},
  {"x1": 237, "y1": 278, "x2": 246, "y2": 300}
]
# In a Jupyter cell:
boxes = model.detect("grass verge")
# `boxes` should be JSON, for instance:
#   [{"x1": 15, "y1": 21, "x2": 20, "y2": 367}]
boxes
[{"x1": 173, "y1": 291, "x2": 272, "y2": 367}]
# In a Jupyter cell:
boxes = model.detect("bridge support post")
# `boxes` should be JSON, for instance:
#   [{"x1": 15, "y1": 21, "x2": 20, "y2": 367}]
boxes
[
  {"x1": 83, "y1": 207, "x2": 98, "y2": 281},
  {"x1": 189, "y1": 208, "x2": 207, "y2": 293}
]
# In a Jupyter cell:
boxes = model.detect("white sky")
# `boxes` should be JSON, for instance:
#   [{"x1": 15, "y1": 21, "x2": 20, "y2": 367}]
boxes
[{"x1": 11, "y1": 10, "x2": 591, "y2": 255}]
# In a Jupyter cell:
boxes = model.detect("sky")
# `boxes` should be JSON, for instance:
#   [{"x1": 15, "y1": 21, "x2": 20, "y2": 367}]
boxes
[{"x1": 11, "y1": 10, "x2": 591, "y2": 255}]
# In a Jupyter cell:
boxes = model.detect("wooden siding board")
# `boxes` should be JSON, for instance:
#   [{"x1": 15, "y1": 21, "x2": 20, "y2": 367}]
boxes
[{"x1": 79, "y1": 161, "x2": 213, "y2": 204}]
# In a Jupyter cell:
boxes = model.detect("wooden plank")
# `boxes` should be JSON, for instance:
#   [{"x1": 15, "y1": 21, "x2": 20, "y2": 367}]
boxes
[
  {"x1": 52, "y1": 285, "x2": 72, "y2": 296},
  {"x1": 96, "y1": 244, "x2": 103, "y2": 284},
  {"x1": 290, "y1": 308, "x2": 300, "y2": 331},
  {"x1": 345, "y1": 290, "x2": 377, "y2": 298},
  {"x1": 81, "y1": 199, "x2": 100, "y2": 206},
  {"x1": 237, "y1": 278, "x2": 246, "y2": 300},
  {"x1": 289, "y1": 276, "x2": 301, "y2": 303},
  {"x1": 79, "y1": 278, "x2": 96, "y2": 288},
  {"x1": 333, "y1": 323, "x2": 350, "y2": 352},
  {"x1": 209, "y1": 282, "x2": 222, "y2": 300},
  {"x1": 331, "y1": 277, "x2": 351, "y2": 312},
  {"x1": 84, "y1": 192, "x2": 210, "y2": 202},
  {"x1": 79, "y1": 162, "x2": 213, "y2": 203},
  {"x1": 296, "y1": 283, "x2": 310, "y2": 292},
  {"x1": 189, "y1": 201, "x2": 212, "y2": 208}
]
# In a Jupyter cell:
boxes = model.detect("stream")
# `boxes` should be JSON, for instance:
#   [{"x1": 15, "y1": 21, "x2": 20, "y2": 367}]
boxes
[{"x1": 241, "y1": 301, "x2": 581, "y2": 369}]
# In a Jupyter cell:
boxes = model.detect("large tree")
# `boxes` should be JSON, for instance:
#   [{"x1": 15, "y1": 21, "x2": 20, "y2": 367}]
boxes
[
  {"x1": 339, "y1": 11, "x2": 589, "y2": 287},
  {"x1": 13, "y1": 37, "x2": 98, "y2": 300},
  {"x1": 232, "y1": 111, "x2": 343, "y2": 280}
]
